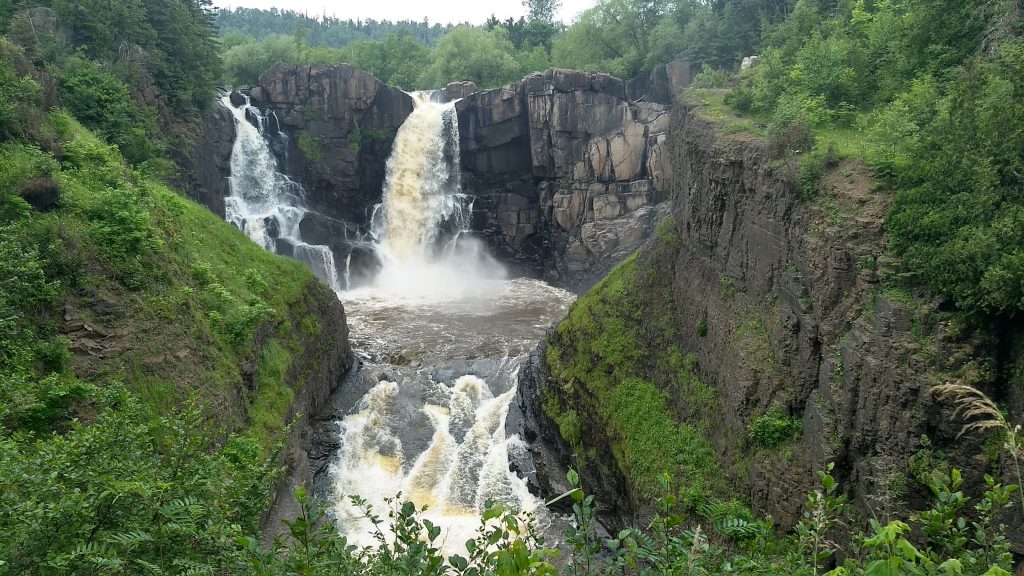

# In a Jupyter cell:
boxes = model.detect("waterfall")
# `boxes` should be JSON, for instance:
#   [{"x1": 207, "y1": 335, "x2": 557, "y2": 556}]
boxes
[
  {"x1": 362, "y1": 92, "x2": 503, "y2": 300},
  {"x1": 221, "y1": 94, "x2": 343, "y2": 293},
  {"x1": 376, "y1": 93, "x2": 469, "y2": 261}
]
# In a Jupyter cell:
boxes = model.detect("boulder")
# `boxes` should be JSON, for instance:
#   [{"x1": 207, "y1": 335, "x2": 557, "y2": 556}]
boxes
[{"x1": 229, "y1": 90, "x2": 247, "y2": 107}]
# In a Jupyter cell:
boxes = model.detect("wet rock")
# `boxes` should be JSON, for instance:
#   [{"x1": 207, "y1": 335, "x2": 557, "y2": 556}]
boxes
[
  {"x1": 253, "y1": 64, "x2": 414, "y2": 226},
  {"x1": 176, "y1": 100, "x2": 234, "y2": 217},
  {"x1": 229, "y1": 90, "x2": 247, "y2": 107},
  {"x1": 457, "y1": 67, "x2": 673, "y2": 289}
]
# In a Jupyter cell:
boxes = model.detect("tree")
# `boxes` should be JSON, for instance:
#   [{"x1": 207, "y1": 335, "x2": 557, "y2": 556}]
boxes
[
  {"x1": 418, "y1": 26, "x2": 522, "y2": 89},
  {"x1": 524, "y1": 0, "x2": 561, "y2": 23}
]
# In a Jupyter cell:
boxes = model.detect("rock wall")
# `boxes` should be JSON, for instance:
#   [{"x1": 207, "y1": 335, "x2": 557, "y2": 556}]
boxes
[
  {"x1": 178, "y1": 97, "x2": 235, "y2": 217},
  {"x1": 251, "y1": 63, "x2": 414, "y2": 229},
  {"x1": 457, "y1": 69, "x2": 673, "y2": 288},
  {"x1": 510, "y1": 100, "x2": 1022, "y2": 546}
]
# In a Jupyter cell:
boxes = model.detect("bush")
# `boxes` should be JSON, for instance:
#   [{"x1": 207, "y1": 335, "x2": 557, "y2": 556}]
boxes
[
  {"x1": 747, "y1": 406, "x2": 803, "y2": 447},
  {"x1": 690, "y1": 64, "x2": 731, "y2": 89}
]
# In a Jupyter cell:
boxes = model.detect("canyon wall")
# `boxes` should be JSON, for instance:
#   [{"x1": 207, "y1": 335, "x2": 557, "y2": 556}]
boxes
[{"x1": 510, "y1": 98, "x2": 1022, "y2": 548}]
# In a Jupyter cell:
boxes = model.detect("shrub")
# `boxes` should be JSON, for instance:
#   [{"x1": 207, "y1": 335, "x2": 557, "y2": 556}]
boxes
[
  {"x1": 690, "y1": 64, "x2": 731, "y2": 89},
  {"x1": 748, "y1": 406, "x2": 803, "y2": 448}
]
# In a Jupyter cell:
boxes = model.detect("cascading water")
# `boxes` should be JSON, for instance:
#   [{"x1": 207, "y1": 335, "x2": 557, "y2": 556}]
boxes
[
  {"x1": 364, "y1": 93, "x2": 500, "y2": 301},
  {"x1": 327, "y1": 93, "x2": 575, "y2": 553},
  {"x1": 221, "y1": 94, "x2": 343, "y2": 292}
]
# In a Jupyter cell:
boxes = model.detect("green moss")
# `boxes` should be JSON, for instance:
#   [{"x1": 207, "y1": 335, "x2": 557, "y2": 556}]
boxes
[
  {"x1": 656, "y1": 218, "x2": 680, "y2": 247},
  {"x1": 249, "y1": 340, "x2": 294, "y2": 449},
  {"x1": 607, "y1": 378, "x2": 718, "y2": 506},
  {"x1": 300, "y1": 315, "x2": 321, "y2": 337}
]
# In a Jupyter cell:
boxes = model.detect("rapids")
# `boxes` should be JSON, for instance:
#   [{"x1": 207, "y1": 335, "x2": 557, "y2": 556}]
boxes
[{"x1": 222, "y1": 90, "x2": 575, "y2": 554}]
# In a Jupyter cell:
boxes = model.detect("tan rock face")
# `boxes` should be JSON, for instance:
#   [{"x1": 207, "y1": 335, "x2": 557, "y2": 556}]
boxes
[{"x1": 457, "y1": 68, "x2": 674, "y2": 288}]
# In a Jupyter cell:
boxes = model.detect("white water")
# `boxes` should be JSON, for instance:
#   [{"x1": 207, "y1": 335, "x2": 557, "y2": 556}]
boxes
[
  {"x1": 330, "y1": 93, "x2": 574, "y2": 553},
  {"x1": 362, "y1": 92, "x2": 505, "y2": 303},
  {"x1": 221, "y1": 94, "x2": 343, "y2": 292}
]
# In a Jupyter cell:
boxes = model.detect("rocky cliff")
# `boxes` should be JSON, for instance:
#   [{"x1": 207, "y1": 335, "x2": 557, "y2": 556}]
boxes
[
  {"x1": 184, "y1": 66, "x2": 677, "y2": 290},
  {"x1": 457, "y1": 69, "x2": 673, "y2": 288},
  {"x1": 250, "y1": 63, "x2": 413, "y2": 230},
  {"x1": 510, "y1": 97, "x2": 1022, "y2": 547}
]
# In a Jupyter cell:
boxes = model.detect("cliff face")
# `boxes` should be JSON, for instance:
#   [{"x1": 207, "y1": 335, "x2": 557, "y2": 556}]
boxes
[
  {"x1": 259, "y1": 283, "x2": 354, "y2": 539},
  {"x1": 250, "y1": 63, "x2": 414, "y2": 230},
  {"x1": 457, "y1": 69, "x2": 673, "y2": 288},
  {"x1": 511, "y1": 100, "x2": 1021, "y2": 543},
  {"x1": 178, "y1": 99, "x2": 236, "y2": 218}
]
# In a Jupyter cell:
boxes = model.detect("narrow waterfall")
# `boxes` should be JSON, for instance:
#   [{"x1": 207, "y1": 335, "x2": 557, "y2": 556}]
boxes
[
  {"x1": 329, "y1": 92, "x2": 571, "y2": 554},
  {"x1": 221, "y1": 94, "x2": 343, "y2": 292}
]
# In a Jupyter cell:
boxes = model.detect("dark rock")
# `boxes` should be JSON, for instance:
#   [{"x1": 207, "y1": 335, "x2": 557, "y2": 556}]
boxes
[
  {"x1": 298, "y1": 211, "x2": 360, "y2": 247},
  {"x1": 176, "y1": 99, "x2": 235, "y2": 217},
  {"x1": 253, "y1": 63, "x2": 414, "y2": 226},
  {"x1": 260, "y1": 282, "x2": 354, "y2": 543},
  {"x1": 229, "y1": 90, "x2": 247, "y2": 107},
  {"x1": 346, "y1": 244, "x2": 382, "y2": 289},
  {"x1": 17, "y1": 176, "x2": 59, "y2": 210},
  {"x1": 274, "y1": 237, "x2": 297, "y2": 258},
  {"x1": 626, "y1": 59, "x2": 695, "y2": 105},
  {"x1": 457, "y1": 67, "x2": 673, "y2": 289}
]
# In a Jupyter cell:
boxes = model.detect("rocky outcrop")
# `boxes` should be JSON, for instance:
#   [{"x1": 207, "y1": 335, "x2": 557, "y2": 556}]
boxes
[
  {"x1": 511, "y1": 99, "x2": 1022, "y2": 547},
  {"x1": 251, "y1": 63, "x2": 414, "y2": 226},
  {"x1": 625, "y1": 59, "x2": 696, "y2": 105},
  {"x1": 458, "y1": 69, "x2": 673, "y2": 288},
  {"x1": 178, "y1": 95, "x2": 235, "y2": 217}
]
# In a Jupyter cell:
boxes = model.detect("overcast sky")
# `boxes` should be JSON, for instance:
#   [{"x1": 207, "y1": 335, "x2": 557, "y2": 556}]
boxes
[{"x1": 212, "y1": 0, "x2": 596, "y2": 25}]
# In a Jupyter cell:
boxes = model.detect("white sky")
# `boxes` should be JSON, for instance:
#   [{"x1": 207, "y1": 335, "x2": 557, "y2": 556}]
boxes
[{"x1": 212, "y1": 0, "x2": 596, "y2": 25}]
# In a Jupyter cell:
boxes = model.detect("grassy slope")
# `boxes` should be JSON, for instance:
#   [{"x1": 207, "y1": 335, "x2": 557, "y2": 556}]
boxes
[{"x1": 1, "y1": 111, "x2": 318, "y2": 447}]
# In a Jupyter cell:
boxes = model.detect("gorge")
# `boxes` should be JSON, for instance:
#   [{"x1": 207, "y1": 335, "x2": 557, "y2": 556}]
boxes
[
  {"x1": 202, "y1": 62, "x2": 1022, "y2": 554},
  {"x1": 4, "y1": 1, "x2": 1023, "y2": 572}
]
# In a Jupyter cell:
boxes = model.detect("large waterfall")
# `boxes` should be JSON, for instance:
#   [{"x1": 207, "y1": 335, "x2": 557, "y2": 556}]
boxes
[
  {"x1": 365, "y1": 93, "x2": 503, "y2": 301},
  {"x1": 221, "y1": 94, "x2": 343, "y2": 292},
  {"x1": 330, "y1": 93, "x2": 573, "y2": 552},
  {"x1": 221, "y1": 90, "x2": 573, "y2": 554}
]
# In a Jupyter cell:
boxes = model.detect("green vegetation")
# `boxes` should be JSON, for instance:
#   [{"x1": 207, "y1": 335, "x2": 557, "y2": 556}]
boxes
[
  {"x1": 0, "y1": 18, "x2": 322, "y2": 569},
  {"x1": 545, "y1": 244, "x2": 728, "y2": 508},
  {"x1": 219, "y1": 0, "x2": 560, "y2": 90},
  {"x1": 693, "y1": 0, "x2": 1024, "y2": 322},
  {"x1": 748, "y1": 406, "x2": 804, "y2": 448}
]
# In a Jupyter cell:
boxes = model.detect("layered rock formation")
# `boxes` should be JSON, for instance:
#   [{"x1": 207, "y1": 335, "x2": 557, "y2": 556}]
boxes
[
  {"x1": 250, "y1": 63, "x2": 414, "y2": 228},
  {"x1": 458, "y1": 69, "x2": 673, "y2": 288},
  {"x1": 509, "y1": 98, "x2": 1022, "y2": 547}
]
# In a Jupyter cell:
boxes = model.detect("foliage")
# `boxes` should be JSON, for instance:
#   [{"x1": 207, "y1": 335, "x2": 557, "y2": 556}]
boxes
[
  {"x1": 418, "y1": 27, "x2": 524, "y2": 89},
  {"x1": 0, "y1": 38, "x2": 40, "y2": 140},
  {"x1": 49, "y1": 0, "x2": 221, "y2": 111},
  {"x1": 217, "y1": 7, "x2": 456, "y2": 50},
  {"x1": 748, "y1": 406, "x2": 803, "y2": 448}
]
